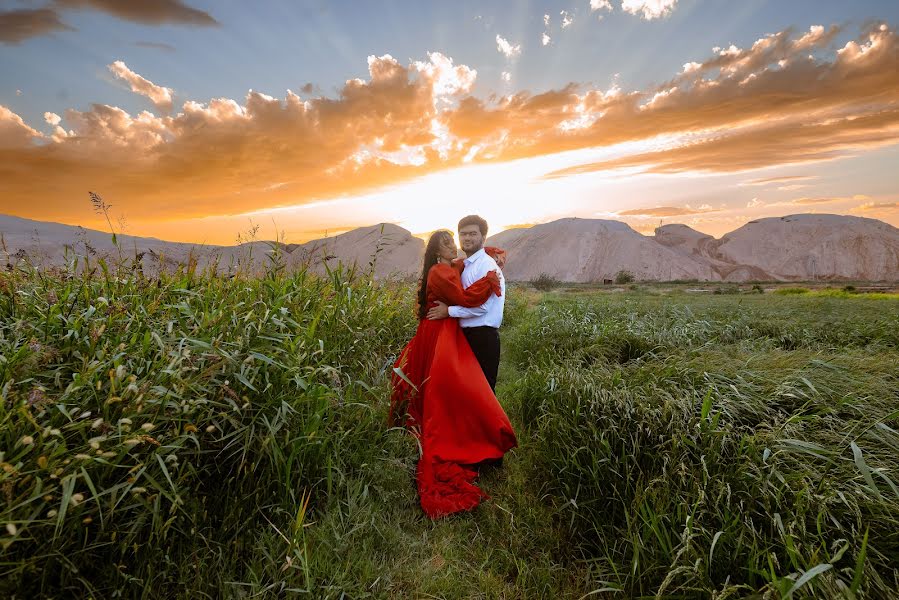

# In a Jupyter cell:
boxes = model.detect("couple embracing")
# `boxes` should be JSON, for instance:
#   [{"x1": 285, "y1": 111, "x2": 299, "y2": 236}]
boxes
[{"x1": 390, "y1": 215, "x2": 517, "y2": 519}]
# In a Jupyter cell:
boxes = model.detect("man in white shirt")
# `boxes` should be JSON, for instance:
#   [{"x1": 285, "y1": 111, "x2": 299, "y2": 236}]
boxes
[{"x1": 427, "y1": 215, "x2": 505, "y2": 391}]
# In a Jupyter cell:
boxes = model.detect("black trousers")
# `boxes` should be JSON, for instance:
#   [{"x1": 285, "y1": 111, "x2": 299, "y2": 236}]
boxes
[{"x1": 462, "y1": 326, "x2": 500, "y2": 391}]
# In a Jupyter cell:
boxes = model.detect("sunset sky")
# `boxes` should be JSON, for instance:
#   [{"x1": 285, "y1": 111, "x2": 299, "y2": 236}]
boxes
[{"x1": 2, "y1": 0, "x2": 898, "y2": 244}]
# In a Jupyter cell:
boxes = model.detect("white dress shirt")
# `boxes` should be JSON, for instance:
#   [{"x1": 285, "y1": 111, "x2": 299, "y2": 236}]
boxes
[{"x1": 448, "y1": 248, "x2": 505, "y2": 328}]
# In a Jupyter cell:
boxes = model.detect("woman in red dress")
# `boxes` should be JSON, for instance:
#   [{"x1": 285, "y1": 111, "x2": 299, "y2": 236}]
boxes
[{"x1": 390, "y1": 230, "x2": 517, "y2": 518}]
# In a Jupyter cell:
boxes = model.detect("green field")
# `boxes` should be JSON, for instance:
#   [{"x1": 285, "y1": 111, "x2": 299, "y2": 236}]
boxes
[{"x1": 2, "y1": 262, "x2": 898, "y2": 598}]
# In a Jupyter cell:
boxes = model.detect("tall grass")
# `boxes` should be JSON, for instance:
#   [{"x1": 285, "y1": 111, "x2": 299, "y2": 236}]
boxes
[
  {"x1": 0, "y1": 258, "x2": 415, "y2": 597},
  {"x1": 3, "y1": 247, "x2": 897, "y2": 598},
  {"x1": 506, "y1": 293, "x2": 899, "y2": 597}
]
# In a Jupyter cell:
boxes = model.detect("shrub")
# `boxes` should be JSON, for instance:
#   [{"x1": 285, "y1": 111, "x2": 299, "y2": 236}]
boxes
[
  {"x1": 531, "y1": 273, "x2": 562, "y2": 291},
  {"x1": 614, "y1": 270, "x2": 635, "y2": 284}
]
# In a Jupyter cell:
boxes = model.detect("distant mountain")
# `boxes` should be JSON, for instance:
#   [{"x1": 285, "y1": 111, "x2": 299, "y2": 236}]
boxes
[
  {"x1": 487, "y1": 218, "x2": 717, "y2": 282},
  {"x1": 285, "y1": 223, "x2": 423, "y2": 279},
  {"x1": 2, "y1": 213, "x2": 898, "y2": 281},
  {"x1": 712, "y1": 214, "x2": 899, "y2": 281}
]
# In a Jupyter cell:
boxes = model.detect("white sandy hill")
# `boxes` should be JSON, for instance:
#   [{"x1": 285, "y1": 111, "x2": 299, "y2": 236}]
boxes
[
  {"x1": 287, "y1": 223, "x2": 424, "y2": 278},
  {"x1": 0, "y1": 213, "x2": 209, "y2": 270},
  {"x1": 4, "y1": 213, "x2": 897, "y2": 281},
  {"x1": 710, "y1": 214, "x2": 899, "y2": 281},
  {"x1": 0, "y1": 215, "x2": 424, "y2": 277},
  {"x1": 651, "y1": 223, "x2": 775, "y2": 282},
  {"x1": 0, "y1": 214, "x2": 305, "y2": 273},
  {"x1": 487, "y1": 217, "x2": 717, "y2": 282}
]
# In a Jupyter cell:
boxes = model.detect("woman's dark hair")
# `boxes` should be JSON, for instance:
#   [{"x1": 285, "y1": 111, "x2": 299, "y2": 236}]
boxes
[
  {"x1": 417, "y1": 230, "x2": 453, "y2": 319},
  {"x1": 457, "y1": 214, "x2": 488, "y2": 237}
]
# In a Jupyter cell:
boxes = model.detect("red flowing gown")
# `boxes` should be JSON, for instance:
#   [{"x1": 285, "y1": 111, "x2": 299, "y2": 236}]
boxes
[{"x1": 390, "y1": 259, "x2": 518, "y2": 518}]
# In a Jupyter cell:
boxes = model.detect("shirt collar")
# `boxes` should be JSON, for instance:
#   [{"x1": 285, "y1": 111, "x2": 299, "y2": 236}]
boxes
[{"x1": 463, "y1": 248, "x2": 486, "y2": 266}]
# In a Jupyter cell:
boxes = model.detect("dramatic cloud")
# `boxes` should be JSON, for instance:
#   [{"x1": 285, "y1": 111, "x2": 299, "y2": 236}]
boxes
[
  {"x1": 496, "y1": 35, "x2": 521, "y2": 58},
  {"x1": 55, "y1": 0, "x2": 218, "y2": 26},
  {"x1": 536, "y1": 24, "x2": 899, "y2": 177},
  {"x1": 0, "y1": 52, "x2": 477, "y2": 222},
  {"x1": 108, "y1": 61, "x2": 174, "y2": 112},
  {"x1": 2, "y1": 23, "x2": 899, "y2": 230},
  {"x1": 621, "y1": 0, "x2": 679, "y2": 20},
  {"x1": 0, "y1": 8, "x2": 74, "y2": 44},
  {"x1": 618, "y1": 205, "x2": 717, "y2": 217}
]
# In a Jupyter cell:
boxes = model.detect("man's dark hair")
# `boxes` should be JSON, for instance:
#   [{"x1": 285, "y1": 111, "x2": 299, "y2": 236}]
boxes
[{"x1": 458, "y1": 214, "x2": 488, "y2": 237}]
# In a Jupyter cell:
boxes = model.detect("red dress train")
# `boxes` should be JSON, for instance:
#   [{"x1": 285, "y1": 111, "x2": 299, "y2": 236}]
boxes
[{"x1": 390, "y1": 259, "x2": 518, "y2": 518}]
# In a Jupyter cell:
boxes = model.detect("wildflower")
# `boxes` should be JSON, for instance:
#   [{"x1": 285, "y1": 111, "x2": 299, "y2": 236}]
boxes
[
  {"x1": 101, "y1": 451, "x2": 116, "y2": 458},
  {"x1": 123, "y1": 438, "x2": 141, "y2": 447},
  {"x1": 205, "y1": 425, "x2": 216, "y2": 433},
  {"x1": 132, "y1": 487, "x2": 147, "y2": 494},
  {"x1": 36, "y1": 456, "x2": 48, "y2": 469},
  {"x1": 115, "y1": 365, "x2": 126, "y2": 380},
  {"x1": 119, "y1": 418, "x2": 132, "y2": 425},
  {"x1": 19, "y1": 436, "x2": 34, "y2": 446},
  {"x1": 82, "y1": 516, "x2": 93, "y2": 525},
  {"x1": 27, "y1": 388, "x2": 48, "y2": 407},
  {"x1": 70, "y1": 493, "x2": 84, "y2": 506},
  {"x1": 140, "y1": 423, "x2": 154, "y2": 432},
  {"x1": 91, "y1": 418, "x2": 104, "y2": 429},
  {"x1": 74, "y1": 454, "x2": 91, "y2": 461},
  {"x1": 46, "y1": 510, "x2": 57, "y2": 518},
  {"x1": 184, "y1": 424, "x2": 197, "y2": 433},
  {"x1": 5, "y1": 523, "x2": 16, "y2": 536},
  {"x1": 49, "y1": 428, "x2": 61, "y2": 436}
]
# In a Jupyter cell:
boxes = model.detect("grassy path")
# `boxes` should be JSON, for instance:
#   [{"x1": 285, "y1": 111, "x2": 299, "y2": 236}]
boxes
[{"x1": 298, "y1": 320, "x2": 588, "y2": 599}]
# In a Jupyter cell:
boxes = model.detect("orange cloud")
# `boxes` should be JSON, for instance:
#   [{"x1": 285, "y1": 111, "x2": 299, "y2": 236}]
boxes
[
  {"x1": 0, "y1": 52, "x2": 475, "y2": 223},
  {"x1": 108, "y1": 61, "x2": 174, "y2": 113},
  {"x1": 2, "y1": 23, "x2": 899, "y2": 230},
  {"x1": 0, "y1": 106, "x2": 43, "y2": 147},
  {"x1": 740, "y1": 175, "x2": 816, "y2": 186},
  {"x1": 618, "y1": 205, "x2": 718, "y2": 217},
  {"x1": 855, "y1": 202, "x2": 899, "y2": 211},
  {"x1": 791, "y1": 197, "x2": 843, "y2": 205}
]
